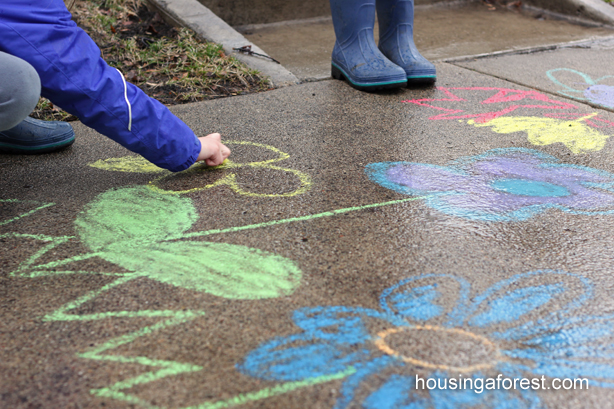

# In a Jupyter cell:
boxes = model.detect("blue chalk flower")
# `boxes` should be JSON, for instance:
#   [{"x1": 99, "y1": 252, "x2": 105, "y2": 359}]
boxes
[{"x1": 238, "y1": 271, "x2": 614, "y2": 408}]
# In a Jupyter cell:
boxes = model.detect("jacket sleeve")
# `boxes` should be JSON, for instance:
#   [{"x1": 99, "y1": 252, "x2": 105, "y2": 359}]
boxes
[{"x1": 0, "y1": 0, "x2": 201, "y2": 172}]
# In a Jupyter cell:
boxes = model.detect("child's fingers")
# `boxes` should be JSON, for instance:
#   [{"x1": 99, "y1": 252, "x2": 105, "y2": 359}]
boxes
[
  {"x1": 205, "y1": 149, "x2": 223, "y2": 166},
  {"x1": 220, "y1": 144, "x2": 231, "y2": 160},
  {"x1": 197, "y1": 133, "x2": 229, "y2": 165},
  {"x1": 210, "y1": 143, "x2": 230, "y2": 165}
]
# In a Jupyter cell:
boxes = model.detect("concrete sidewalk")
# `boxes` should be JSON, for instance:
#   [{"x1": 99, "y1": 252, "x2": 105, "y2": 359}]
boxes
[
  {"x1": 148, "y1": 0, "x2": 614, "y2": 85},
  {"x1": 3, "y1": 30, "x2": 614, "y2": 409},
  {"x1": 242, "y1": 2, "x2": 614, "y2": 81}
]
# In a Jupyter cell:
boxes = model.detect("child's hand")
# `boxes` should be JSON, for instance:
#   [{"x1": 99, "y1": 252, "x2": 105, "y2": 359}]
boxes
[{"x1": 197, "y1": 133, "x2": 231, "y2": 166}]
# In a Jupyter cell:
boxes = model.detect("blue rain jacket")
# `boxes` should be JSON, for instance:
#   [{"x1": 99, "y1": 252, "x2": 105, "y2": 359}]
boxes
[{"x1": 0, "y1": 0, "x2": 201, "y2": 171}]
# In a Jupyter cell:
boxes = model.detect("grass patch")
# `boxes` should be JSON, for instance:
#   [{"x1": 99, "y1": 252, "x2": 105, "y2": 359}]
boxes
[{"x1": 32, "y1": 0, "x2": 271, "y2": 122}]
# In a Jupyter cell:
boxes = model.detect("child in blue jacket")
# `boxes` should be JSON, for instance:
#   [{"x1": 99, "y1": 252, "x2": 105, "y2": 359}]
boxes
[{"x1": 0, "y1": 0, "x2": 229, "y2": 170}]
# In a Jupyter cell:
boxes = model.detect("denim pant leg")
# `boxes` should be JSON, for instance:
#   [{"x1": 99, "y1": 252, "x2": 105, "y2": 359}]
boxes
[{"x1": 0, "y1": 52, "x2": 41, "y2": 132}]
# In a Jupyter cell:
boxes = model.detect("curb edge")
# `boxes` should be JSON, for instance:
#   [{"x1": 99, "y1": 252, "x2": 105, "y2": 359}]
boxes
[{"x1": 144, "y1": 0, "x2": 300, "y2": 89}]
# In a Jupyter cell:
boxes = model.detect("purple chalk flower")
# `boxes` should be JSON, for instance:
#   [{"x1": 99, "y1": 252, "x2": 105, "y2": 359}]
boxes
[
  {"x1": 365, "y1": 148, "x2": 614, "y2": 222},
  {"x1": 584, "y1": 85, "x2": 614, "y2": 109}
]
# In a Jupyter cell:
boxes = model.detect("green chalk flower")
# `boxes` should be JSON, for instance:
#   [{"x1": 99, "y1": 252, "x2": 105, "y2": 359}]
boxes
[
  {"x1": 74, "y1": 185, "x2": 302, "y2": 299},
  {"x1": 75, "y1": 185, "x2": 198, "y2": 251}
]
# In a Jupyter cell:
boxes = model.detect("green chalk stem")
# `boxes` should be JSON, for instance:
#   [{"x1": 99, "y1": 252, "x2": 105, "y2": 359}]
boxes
[
  {"x1": 0, "y1": 232, "x2": 71, "y2": 241},
  {"x1": 22, "y1": 270, "x2": 126, "y2": 278},
  {"x1": 45, "y1": 275, "x2": 206, "y2": 407},
  {"x1": 0, "y1": 200, "x2": 55, "y2": 226},
  {"x1": 180, "y1": 196, "x2": 428, "y2": 239},
  {"x1": 32, "y1": 251, "x2": 105, "y2": 270},
  {"x1": 10, "y1": 236, "x2": 72, "y2": 276},
  {"x1": 42, "y1": 275, "x2": 195, "y2": 322}
]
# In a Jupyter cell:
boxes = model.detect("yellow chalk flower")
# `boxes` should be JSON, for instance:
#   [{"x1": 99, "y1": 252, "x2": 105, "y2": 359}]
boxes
[{"x1": 469, "y1": 113, "x2": 611, "y2": 154}]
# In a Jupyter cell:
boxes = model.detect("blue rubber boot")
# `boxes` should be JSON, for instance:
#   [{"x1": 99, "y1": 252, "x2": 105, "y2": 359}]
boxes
[
  {"x1": 376, "y1": 0, "x2": 436, "y2": 84},
  {"x1": 0, "y1": 117, "x2": 75, "y2": 154},
  {"x1": 330, "y1": 0, "x2": 407, "y2": 91}
]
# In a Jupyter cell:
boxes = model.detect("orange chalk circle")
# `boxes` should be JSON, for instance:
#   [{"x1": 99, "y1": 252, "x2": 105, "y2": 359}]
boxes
[{"x1": 374, "y1": 325, "x2": 501, "y2": 373}]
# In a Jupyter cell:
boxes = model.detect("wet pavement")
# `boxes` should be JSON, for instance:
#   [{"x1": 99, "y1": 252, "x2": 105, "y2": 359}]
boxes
[
  {"x1": 242, "y1": 2, "x2": 614, "y2": 81},
  {"x1": 3, "y1": 26, "x2": 614, "y2": 409},
  {"x1": 457, "y1": 36, "x2": 614, "y2": 112}
]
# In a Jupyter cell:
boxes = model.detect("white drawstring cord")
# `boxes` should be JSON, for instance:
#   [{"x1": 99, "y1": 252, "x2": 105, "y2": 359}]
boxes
[{"x1": 115, "y1": 68, "x2": 132, "y2": 131}]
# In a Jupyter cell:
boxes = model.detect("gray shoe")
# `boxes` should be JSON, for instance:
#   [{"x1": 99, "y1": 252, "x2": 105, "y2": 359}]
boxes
[{"x1": 0, "y1": 117, "x2": 75, "y2": 154}]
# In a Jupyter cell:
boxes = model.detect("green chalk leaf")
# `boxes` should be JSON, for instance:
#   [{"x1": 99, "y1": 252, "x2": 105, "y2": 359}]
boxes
[
  {"x1": 75, "y1": 186, "x2": 198, "y2": 251},
  {"x1": 100, "y1": 241, "x2": 302, "y2": 299}
]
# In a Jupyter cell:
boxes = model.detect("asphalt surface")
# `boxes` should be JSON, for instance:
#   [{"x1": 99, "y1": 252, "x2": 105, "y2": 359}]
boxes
[{"x1": 3, "y1": 34, "x2": 614, "y2": 409}]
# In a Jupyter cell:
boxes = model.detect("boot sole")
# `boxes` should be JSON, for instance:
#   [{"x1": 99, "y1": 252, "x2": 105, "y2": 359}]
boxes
[
  {"x1": 406, "y1": 75, "x2": 436, "y2": 86},
  {"x1": 0, "y1": 137, "x2": 75, "y2": 154},
  {"x1": 331, "y1": 64, "x2": 407, "y2": 92}
]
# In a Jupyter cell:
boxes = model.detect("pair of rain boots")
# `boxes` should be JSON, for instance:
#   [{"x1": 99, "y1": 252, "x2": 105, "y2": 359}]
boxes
[{"x1": 330, "y1": 0, "x2": 435, "y2": 91}]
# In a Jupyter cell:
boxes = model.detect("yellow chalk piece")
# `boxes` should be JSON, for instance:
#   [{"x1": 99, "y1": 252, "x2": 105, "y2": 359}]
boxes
[
  {"x1": 469, "y1": 114, "x2": 611, "y2": 154},
  {"x1": 89, "y1": 156, "x2": 168, "y2": 174}
]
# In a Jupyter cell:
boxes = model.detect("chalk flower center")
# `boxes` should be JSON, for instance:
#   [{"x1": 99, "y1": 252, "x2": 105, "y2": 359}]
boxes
[
  {"x1": 490, "y1": 178, "x2": 571, "y2": 197},
  {"x1": 374, "y1": 325, "x2": 500, "y2": 372}
]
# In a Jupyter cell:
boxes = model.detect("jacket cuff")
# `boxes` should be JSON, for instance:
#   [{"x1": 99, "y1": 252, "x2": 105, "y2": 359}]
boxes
[{"x1": 166, "y1": 136, "x2": 201, "y2": 172}]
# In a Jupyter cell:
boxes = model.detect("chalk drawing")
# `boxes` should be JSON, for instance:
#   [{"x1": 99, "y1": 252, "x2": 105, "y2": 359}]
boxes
[
  {"x1": 402, "y1": 87, "x2": 614, "y2": 153},
  {"x1": 4, "y1": 190, "x2": 301, "y2": 406},
  {"x1": 17, "y1": 139, "x2": 614, "y2": 407},
  {"x1": 238, "y1": 271, "x2": 614, "y2": 409},
  {"x1": 89, "y1": 155, "x2": 167, "y2": 173},
  {"x1": 4, "y1": 219, "x2": 292, "y2": 404},
  {"x1": 90, "y1": 141, "x2": 312, "y2": 197},
  {"x1": 16, "y1": 186, "x2": 302, "y2": 299},
  {"x1": 0, "y1": 199, "x2": 55, "y2": 226},
  {"x1": 547, "y1": 68, "x2": 614, "y2": 109},
  {"x1": 365, "y1": 148, "x2": 614, "y2": 222},
  {"x1": 3, "y1": 184, "x2": 306, "y2": 403},
  {"x1": 4, "y1": 175, "x2": 430, "y2": 407},
  {"x1": 4, "y1": 141, "x2": 311, "y2": 407},
  {"x1": 468, "y1": 113, "x2": 612, "y2": 154},
  {"x1": 403, "y1": 87, "x2": 578, "y2": 123},
  {"x1": 544, "y1": 112, "x2": 614, "y2": 129}
]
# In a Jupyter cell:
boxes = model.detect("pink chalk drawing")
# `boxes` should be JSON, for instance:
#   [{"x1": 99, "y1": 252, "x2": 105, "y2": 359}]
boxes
[
  {"x1": 403, "y1": 87, "x2": 578, "y2": 124},
  {"x1": 547, "y1": 68, "x2": 614, "y2": 109},
  {"x1": 543, "y1": 112, "x2": 614, "y2": 130},
  {"x1": 404, "y1": 87, "x2": 614, "y2": 153}
]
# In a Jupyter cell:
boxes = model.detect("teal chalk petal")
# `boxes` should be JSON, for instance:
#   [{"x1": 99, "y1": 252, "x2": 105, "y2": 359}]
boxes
[{"x1": 491, "y1": 179, "x2": 570, "y2": 197}]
